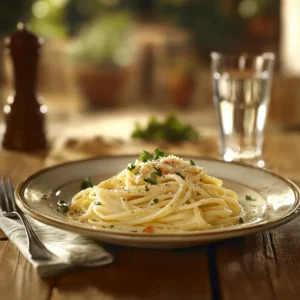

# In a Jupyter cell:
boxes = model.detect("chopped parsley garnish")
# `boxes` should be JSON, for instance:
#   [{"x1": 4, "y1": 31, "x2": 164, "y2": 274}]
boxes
[
  {"x1": 110, "y1": 225, "x2": 114, "y2": 228},
  {"x1": 57, "y1": 200, "x2": 69, "y2": 213},
  {"x1": 127, "y1": 163, "x2": 136, "y2": 171},
  {"x1": 190, "y1": 159, "x2": 196, "y2": 166},
  {"x1": 144, "y1": 173, "x2": 157, "y2": 185},
  {"x1": 139, "y1": 149, "x2": 167, "y2": 162},
  {"x1": 134, "y1": 166, "x2": 141, "y2": 175},
  {"x1": 153, "y1": 148, "x2": 166, "y2": 159},
  {"x1": 140, "y1": 150, "x2": 153, "y2": 162},
  {"x1": 145, "y1": 185, "x2": 149, "y2": 191},
  {"x1": 175, "y1": 172, "x2": 185, "y2": 179},
  {"x1": 245, "y1": 195, "x2": 256, "y2": 201},
  {"x1": 153, "y1": 198, "x2": 159, "y2": 204},
  {"x1": 94, "y1": 201, "x2": 101, "y2": 205},
  {"x1": 153, "y1": 167, "x2": 162, "y2": 176},
  {"x1": 238, "y1": 217, "x2": 244, "y2": 224},
  {"x1": 131, "y1": 115, "x2": 199, "y2": 142},
  {"x1": 80, "y1": 177, "x2": 93, "y2": 190}
]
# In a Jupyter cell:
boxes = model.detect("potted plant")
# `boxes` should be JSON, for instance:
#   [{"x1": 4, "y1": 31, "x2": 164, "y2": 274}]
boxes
[{"x1": 71, "y1": 12, "x2": 136, "y2": 108}]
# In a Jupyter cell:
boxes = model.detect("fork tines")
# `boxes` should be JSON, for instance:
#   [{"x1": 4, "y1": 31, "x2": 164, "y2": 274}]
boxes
[{"x1": 0, "y1": 177, "x2": 17, "y2": 213}]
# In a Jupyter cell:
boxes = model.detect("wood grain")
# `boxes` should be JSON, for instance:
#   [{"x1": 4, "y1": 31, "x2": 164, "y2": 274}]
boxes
[
  {"x1": 215, "y1": 218, "x2": 300, "y2": 300},
  {"x1": 2, "y1": 113, "x2": 300, "y2": 300},
  {"x1": 0, "y1": 240, "x2": 57, "y2": 300},
  {"x1": 214, "y1": 136, "x2": 300, "y2": 300},
  {"x1": 50, "y1": 245, "x2": 211, "y2": 300},
  {"x1": 0, "y1": 230, "x2": 7, "y2": 240}
]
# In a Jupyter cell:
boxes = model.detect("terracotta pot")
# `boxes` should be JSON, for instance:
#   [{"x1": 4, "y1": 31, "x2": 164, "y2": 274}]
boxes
[
  {"x1": 168, "y1": 75, "x2": 195, "y2": 108},
  {"x1": 74, "y1": 64, "x2": 127, "y2": 109}
]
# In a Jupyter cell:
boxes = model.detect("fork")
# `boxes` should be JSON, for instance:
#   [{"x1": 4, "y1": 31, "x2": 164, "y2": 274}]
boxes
[{"x1": 0, "y1": 177, "x2": 55, "y2": 260}]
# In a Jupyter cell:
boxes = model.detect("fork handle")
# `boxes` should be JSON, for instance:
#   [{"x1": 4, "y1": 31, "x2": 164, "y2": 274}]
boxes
[{"x1": 8, "y1": 211, "x2": 55, "y2": 260}]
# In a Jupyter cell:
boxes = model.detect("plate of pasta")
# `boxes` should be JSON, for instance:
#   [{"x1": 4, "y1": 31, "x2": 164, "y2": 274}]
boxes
[{"x1": 16, "y1": 149, "x2": 300, "y2": 248}]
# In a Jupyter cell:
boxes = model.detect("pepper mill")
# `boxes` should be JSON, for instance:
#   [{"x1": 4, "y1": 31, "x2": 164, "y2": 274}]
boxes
[{"x1": 2, "y1": 23, "x2": 48, "y2": 152}]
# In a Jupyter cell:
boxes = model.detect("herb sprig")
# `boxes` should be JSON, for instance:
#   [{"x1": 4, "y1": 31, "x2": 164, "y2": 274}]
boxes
[
  {"x1": 139, "y1": 148, "x2": 166, "y2": 162},
  {"x1": 238, "y1": 217, "x2": 244, "y2": 224},
  {"x1": 190, "y1": 159, "x2": 196, "y2": 166},
  {"x1": 127, "y1": 163, "x2": 136, "y2": 171},
  {"x1": 175, "y1": 172, "x2": 185, "y2": 179},
  {"x1": 80, "y1": 177, "x2": 93, "y2": 190},
  {"x1": 245, "y1": 195, "x2": 256, "y2": 201},
  {"x1": 131, "y1": 115, "x2": 199, "y2": 142},
  {"x1": 139, "y1": 150, "x2": 153, "y2": 162},
  {"x1": 57, "y1": 200, "x2": 69, "y2": 213},
  {"x1": 153, "y1": 167, "x2": 162, "y2": 176},
  {"x1": 144, "y1": 173, "x2": 157, "y2": 185}
]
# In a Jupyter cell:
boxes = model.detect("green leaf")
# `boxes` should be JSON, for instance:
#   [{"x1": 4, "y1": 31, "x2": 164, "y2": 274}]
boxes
[
  {"x1": 57, "y1": 200, "x2": 69, "y2": 213},
  {"x1": 144, "y1": 173, "x2": 157, "y2": 185},
  {"x1": 175, "y1": 172, "x2": 185, "y2": 179},
  {"x1": 139, "y1": 150, "x2": 153, "y2": 162},
  {"x1": 238, "y1": 217, "x2": 244, "y2": 224},
  {"x1": 153, "y1": 148, "x2": 166, "y2": 159},
  {"x1": 190, "y1": 159, "x2": 196, "y2": 166},
  {"x1": 145, "y1": 185, "x2": 149, "y2": 191},
  {"x1": 153, "y1": 198, "x2": 159, "y2": 204},
  {"x1": 131, "y1": 114, "x2": 199, "y2": 142},
  {"x1": 134, "y1": 166, "x2": 141, "y2": 175},
  {"x1": 153, "y1": 167, "x2": 162, "y2": 176},
  {"x1": 245, "y1": 195, "x2": 256, "y2": 201},
  {"x1": 94, "y1": 201, "x2": 101, "y2": 205},
  {"x1": 80, "y1": 177, "x2": 93, "y2": 190},
  {"x1": 127, "y1": 163, "x2": 136, "y2": 171},
  {"x1": 110, "y1": 225, "x2": 114, "y2": 228}
]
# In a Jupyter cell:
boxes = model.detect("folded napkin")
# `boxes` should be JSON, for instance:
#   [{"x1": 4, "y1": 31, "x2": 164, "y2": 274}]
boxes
[{"x1": 0, "y1": 216, "x2": 113, "y2": 277}]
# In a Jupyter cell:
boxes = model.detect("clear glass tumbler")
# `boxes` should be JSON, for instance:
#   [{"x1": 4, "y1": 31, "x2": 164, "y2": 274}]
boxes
[{"x1": 211, "y1": 52, "x2": 275, "y2": 164}]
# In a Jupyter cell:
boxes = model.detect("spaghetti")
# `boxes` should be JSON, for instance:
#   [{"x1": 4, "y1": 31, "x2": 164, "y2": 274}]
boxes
[{"x1": 69, "y1": 150, "x2": 242, "y2": 233}]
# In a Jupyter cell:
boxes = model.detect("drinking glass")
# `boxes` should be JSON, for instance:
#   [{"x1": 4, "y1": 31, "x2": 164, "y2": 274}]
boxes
[{"x1": 211, "y1": 52, "x2": 275, "y2": 165}]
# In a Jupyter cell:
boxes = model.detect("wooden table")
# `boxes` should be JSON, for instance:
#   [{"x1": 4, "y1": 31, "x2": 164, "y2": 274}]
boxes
[{"x1": 1, "y1": 122, "x2": 300, "y2": 300}]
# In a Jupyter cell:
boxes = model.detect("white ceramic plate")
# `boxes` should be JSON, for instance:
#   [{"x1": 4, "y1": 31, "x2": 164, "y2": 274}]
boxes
[{"x1": 16, "y1": 156, "x2": 300, "y2": 248}]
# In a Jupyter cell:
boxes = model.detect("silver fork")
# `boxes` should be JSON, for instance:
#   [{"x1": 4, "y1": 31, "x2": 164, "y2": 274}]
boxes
[{"x1": 0, "y1": 177, "x2": 55, "y2": 260}]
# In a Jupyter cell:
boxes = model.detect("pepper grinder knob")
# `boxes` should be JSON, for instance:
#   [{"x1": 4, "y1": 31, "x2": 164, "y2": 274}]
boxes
[{"x1": 2, "y1": 23, "x2": 48, "y2": 152}]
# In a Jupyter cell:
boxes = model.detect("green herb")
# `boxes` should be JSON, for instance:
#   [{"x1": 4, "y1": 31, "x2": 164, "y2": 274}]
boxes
[
  {"x1": 131, "y1": 115, "x2": 199, "y2": 142},
  {"x1": 102, "y1": 226, "x2": 106, "y2": 229},
  {"x1": 134, "y1": 166, "x2": 141, "y2": 175},
  {"x1": 127, "y1": 163, "x2": 136, "y2": 171},
  {"x1": 153, "y1": 167, "x2": 162, "y2": 176},
  {"x1": 57, "y1": 200, "x2": 69, "y2": 213},
  {"x1": 94, "y1": 201, "x2": 101, "y2": 205},
  {"x1": 153, "y1": 198, "x2": 159, "y2": 204},
  {"x1": 144, "y1": 173, "x2": 157, "y2": 185},
  {"x1": 139, "y1": 150, "x2": 153, "y2": 162},
  {"x1": 245, "y1": 195, "x2": 256, "y2": 201},
  {"x1": 175, "y1": 172, "x2": 185, "y2": 179},
  {"x1": 153, "y1": 148, "x2": 166, "y2": 159},
  {"x1": 110, "y1": 225, "x2": 114, "y2": 228},
  {"x1": 238, "y1": 217, "x2": 244, "y2": 224},
  {"x1": 145, "y1": 185, "x2": 149, "y2": 191},
  {"x1": 80, "y1": 177, "x2": 93, "y2": 190},
  {"x1": 190, "y1": 159, "x2": 196, "y2": 166}
]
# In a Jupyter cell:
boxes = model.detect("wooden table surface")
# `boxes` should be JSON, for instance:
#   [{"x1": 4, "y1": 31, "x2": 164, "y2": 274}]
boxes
[{"x1": 1, "y1": 117, "x2": 300, "y2": 300}]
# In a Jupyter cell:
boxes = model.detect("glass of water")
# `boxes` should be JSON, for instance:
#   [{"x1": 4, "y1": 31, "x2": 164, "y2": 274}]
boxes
[{"x1": 211, "y1": 52, "x2": 275, "y2": 165}]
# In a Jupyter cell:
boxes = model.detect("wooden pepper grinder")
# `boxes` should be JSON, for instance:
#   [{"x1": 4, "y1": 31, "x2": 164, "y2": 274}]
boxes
[{"x1": 2, "y1": 23, "x2": 48, "y2": 152}]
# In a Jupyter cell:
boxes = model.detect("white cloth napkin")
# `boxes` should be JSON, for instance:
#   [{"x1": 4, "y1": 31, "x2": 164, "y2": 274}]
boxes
[{"x1": 0, "y1": 216, "x2": 113, "y2": 277}]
